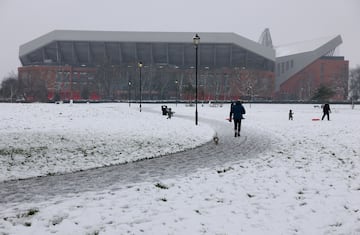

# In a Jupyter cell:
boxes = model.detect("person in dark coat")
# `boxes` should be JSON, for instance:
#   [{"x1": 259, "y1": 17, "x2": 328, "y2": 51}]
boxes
[
  {"x1": 229, "y1": 99, "x2": 246, "y2": 137},
  {"x1": 289, "y1": 109, "x2": 294, "y2": 120},
  {"x1": 321, "y1": 103, "x2": 331, "y2": 121}
]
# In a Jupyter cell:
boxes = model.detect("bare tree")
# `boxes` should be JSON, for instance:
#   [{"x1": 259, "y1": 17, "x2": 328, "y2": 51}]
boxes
[
  {"x1": 0, "y1": 72, "x2": 19, "y2": 101},
  {"x1": 95, "y1": 57, "x2": 120, "y2": 99},
  {"x1": 349, "y1": 66, "x2": 360, "y2": 101},
  {"x1": 18, "y1": 70, "x2": 48, "y2": 102},
  {"x1": 311, "y1": 85, "x2": 335, "y2": 101}
]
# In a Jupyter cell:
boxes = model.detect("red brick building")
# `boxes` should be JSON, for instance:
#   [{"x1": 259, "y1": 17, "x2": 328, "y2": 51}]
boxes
[
  {"x1": 279, "y1": 56, "x2": 348, "y2": 101},
  {"x1": 18, "y1": 65, "x2": 99, "y2": 101},
  {"x1": 275, "y1": 35, "x2": 349, "y2": 101}
]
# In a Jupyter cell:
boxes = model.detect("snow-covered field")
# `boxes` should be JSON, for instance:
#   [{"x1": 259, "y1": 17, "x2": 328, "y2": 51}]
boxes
[
  {"x1": 1, "y1": 102, "x2": 360, "y2": 234},
  {"x1": 0, "y1": 103, "x2": 214, "y2": 182}
]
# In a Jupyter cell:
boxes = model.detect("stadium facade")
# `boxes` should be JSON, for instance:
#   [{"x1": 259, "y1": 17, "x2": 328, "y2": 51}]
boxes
[
  {"x1": 18, "y1": 29, "x2": 348, "y2": 102},
  {"x1": 274, "y1": 34, "x2": 348, "y2": 101}
]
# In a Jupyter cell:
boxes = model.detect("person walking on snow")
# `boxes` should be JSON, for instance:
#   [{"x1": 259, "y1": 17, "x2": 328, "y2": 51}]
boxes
[
  {"x1": 321, "y1": 103, "x2": 331, "y2": 121},
  {"x1": 289, "y1": 109, "x2": 294, "y2": 120},
  {"x1": 229, "y1": 99, "x2": 246, "y2": 137}
]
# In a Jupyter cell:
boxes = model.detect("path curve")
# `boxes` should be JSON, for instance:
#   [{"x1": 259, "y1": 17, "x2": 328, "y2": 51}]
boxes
[{"x1": 0, "y1": 108, "x2": 274, "y2": 206}]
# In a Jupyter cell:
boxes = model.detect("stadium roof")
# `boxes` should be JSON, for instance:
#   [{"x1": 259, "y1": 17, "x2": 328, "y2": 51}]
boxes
[
  {"x1": 275, "y1": 35, "x2": 340, "y2": 57},
  {"x1": 19, "y1": 30, "x2": 275, "y2": 70}
]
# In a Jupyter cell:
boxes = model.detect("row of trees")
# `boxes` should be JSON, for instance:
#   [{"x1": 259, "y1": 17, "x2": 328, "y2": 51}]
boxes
[
  {"x1": 94, "y1": 61, "x2": 182, "y2": 100},
  {"x1": 0, "y1": 72, "x2": 48, "y2": 102},
  {"x1": 0, "y1": 72, "x2": 18, "y2": 101},
  {"x1": 349, "y1": 66, "x2": 360, "y2": 101}
]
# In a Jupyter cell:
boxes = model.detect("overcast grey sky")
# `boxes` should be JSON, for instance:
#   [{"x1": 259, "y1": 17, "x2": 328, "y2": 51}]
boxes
[{"x1": 0, "y1": 0, "x2": 359, "y2": 81}]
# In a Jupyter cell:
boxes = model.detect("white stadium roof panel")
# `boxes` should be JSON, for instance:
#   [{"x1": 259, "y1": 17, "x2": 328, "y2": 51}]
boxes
[
  {"x1": 275, "y1": 35, "x2": 339, "y2": 57},
  {"x1": 19, "y1": 30, "x2": 275, "y2": 61},
  {"x1": 274, "y1": 35, "x2": 343, "y2": 91}
]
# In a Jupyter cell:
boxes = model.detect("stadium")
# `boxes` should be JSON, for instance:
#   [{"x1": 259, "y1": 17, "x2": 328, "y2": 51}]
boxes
[{"x1": 18, "y1": 29, "x2": 348, "y2": 102}]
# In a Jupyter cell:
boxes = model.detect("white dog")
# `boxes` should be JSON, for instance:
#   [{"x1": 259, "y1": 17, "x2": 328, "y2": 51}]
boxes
[{"x1": 213, "y1": 133, "x2": 219, "y2": 145}]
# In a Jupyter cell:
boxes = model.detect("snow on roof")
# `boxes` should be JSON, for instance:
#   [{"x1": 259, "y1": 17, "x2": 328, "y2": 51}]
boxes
[{"x1": 275, "y1": 35, "x2": 338, "y2": 57}]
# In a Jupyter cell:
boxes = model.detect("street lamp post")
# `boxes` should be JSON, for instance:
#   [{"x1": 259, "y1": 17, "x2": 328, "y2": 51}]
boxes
[
  {"x1": 128, "y1": 80, "x2": 132, "y2": 107},
  {"x1": 193, "y1": 34, "x2": 200, "y2": 125},
  {"x1": 138, "y1": 61, "x2": 143, "y2": 112},
  {"x1": 247, "y1": 84, "x2": 252, "y2": 108},
  {"x1": 175, "y1": 79, "x2": 178, "y2": 106}
]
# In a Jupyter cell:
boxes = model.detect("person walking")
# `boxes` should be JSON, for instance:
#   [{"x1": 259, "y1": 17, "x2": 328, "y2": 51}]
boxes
[
  {"x1": 229, "y1": 99, "x2": 246, "y2": 137},
  {"x1": 289, "y1": 109, "x2": 294, "y2": 120},
  {"x1": 321, "y1": 103, "x2": 331, "y2": 121}
]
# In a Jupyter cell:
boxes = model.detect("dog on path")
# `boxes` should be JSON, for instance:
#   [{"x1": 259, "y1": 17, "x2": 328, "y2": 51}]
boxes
[{"x1": 213, "y1": 133, "x2": 219, "y2": 145}]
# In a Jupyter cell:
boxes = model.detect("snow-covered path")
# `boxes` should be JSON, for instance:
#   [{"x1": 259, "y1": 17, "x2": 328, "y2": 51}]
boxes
[{"x1": 0, "y1": 108, "x2": 273, "y2": 206}]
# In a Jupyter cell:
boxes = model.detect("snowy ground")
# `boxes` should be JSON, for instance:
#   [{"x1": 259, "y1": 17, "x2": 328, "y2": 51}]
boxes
[
  {"x1": 0, "y1": 103, "x2": 214, "y2": 182},
  {"x1": 0, "y1": 102, "x2": 360, "y2": 234}
]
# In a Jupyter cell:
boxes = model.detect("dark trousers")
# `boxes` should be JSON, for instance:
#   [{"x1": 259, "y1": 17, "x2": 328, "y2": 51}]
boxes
[
  {"x1": 234, "y1": 119, "x2": 242, "y2": 133},
  {"x1": 322, "y1": 112, "x2": 330, "y2": 120}
]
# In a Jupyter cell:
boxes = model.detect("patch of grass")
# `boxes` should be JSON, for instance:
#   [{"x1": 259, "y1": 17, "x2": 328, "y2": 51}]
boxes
[
  {"x1": 16, "y1": 208, "x2": 39, "y2": 218},
  {"x1": 330, "y1": 222, "x2": 342, "y2": 227},
  {"x1": 217, "y1": 166, "x2": 234, "y2": 174},
  {"x1": 27, "y1": 208, "x2": 39, "y2": 216},
  {"x1": 0, "y1": 148, "x2": 26, "y2": 156},
  {"x1": 86, "y1": 231, "x2": 100, "y2": 235},
  {"x1": 51, "y1": 216, "x2": 64, "y2": 226},
  {"x1": 155, "y1": 183, "x2": 168, "y2": 189},
  {"x1": 0, "y1": 146, "x2": 48, "y2": 157},
  {"x1": 247, "y1": 193, "x2": 255, "y2": 198},
  {"x1": 337, "y1": 157, "x2": 345, "y2": 164}
]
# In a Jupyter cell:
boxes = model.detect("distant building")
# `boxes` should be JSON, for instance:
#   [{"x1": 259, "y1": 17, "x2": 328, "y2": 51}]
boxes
[
  {"x1": 18, "y1": 29, "x2": 348, "y2": 102},
  {"x1": 274, "y1": 35, "x2": 348, "y2": 101}
]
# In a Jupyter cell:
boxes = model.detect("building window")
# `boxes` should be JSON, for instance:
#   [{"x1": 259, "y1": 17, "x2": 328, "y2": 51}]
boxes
[
  {"x1": 290, "y1": 60, "x2": 294, "y2": 68},
  {"x1": 281, "y1": 62, "x2": 285, "y2": 73},
  {"x1": 286, "y1": 61, "x2": 289, "y2": 71}
]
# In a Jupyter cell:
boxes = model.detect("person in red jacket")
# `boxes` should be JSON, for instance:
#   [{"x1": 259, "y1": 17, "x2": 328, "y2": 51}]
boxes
[{"x1": 229, "y1": 99, "x2": 246, "y2": 137}]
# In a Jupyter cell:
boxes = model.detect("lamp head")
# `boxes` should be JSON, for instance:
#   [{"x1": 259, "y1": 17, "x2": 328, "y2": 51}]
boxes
[{"x1": 193, "y1": 34, "x2": 200, "y2": 45}]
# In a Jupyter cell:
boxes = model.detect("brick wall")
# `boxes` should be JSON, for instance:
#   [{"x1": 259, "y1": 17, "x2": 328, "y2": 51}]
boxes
[{"x1": 279, "y1": 57, "x2": 349, "y2": 101}]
